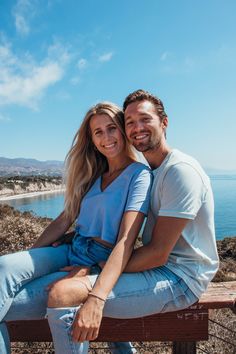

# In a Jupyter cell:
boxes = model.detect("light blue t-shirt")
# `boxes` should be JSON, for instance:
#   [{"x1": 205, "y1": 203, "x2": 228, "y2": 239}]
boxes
[{"x1": 74, "y1": 162, "x2": 152, "y2": 244}]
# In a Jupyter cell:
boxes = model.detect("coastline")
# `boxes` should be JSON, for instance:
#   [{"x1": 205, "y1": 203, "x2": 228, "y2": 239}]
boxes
[{"x1": 0, "y1": 188, "x2": 65, "y2": 201}]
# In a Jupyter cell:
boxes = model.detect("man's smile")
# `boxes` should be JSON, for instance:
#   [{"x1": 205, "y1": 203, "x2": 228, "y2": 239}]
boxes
[{"x1": 133, "y1": 134, "x2": 149, "y2": 141}]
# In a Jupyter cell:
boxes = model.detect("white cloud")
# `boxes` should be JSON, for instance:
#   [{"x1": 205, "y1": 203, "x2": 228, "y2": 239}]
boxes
[
  {"x1": 70, "y1": 76, "x2": 81, "y2": 85},
  {"x1": 77, "y1": 58, "x2": 87, "y2": 70},
  {"x1": 12, "y1": 0, "x2": 36, "y2": 36},
  {"x1": 14, "y1": 14, "x2": 29, "y2": 36},
  {"x1": 0, "y1": 39, "x2": 70, "y2": 109},
  {"x1": 0, "y1": 113, "x2": 11, "y2": 122},
  {"x1": 98, "y1": 52, "x2": 113, "y2": 62},
  {"x1": 47, "y1": 41, "x2": 71, "y2": 66},
  {"x1": 160, "y1": 52, "x2": 169, "y2": 61}
]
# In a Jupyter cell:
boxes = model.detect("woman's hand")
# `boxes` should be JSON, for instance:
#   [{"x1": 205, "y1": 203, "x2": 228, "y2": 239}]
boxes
[
  {"x1": 47, "y1": 265, "x2": 91, "y2": 290},
  {"x1": 51, "y1": 231, "x2": 75, "y2": 247},
  {"x1": 71, "y1": 296, "x2": 105, "y2": 342},
  {"x1": 60, "y1": 265, "x2": 91, "y2": 278}
]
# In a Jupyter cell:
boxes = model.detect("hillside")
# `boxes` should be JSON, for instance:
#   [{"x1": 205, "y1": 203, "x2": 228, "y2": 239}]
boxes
[{"x1": 0, "y1": 157, "x2": 64, "y2": 177}]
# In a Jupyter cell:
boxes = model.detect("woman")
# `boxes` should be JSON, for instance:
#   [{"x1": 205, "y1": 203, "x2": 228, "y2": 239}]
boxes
[{"x1": 0, "y1": 102, "x2": 152, "y2": 354}]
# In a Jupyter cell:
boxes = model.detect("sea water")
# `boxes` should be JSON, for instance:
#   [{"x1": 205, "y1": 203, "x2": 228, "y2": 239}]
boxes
[{"x1": 1, "y1": 176, "x2": 236, "y2": 240}]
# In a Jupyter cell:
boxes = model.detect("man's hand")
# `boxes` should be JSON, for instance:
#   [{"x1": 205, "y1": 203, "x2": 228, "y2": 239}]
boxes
[
  {"x1": 71, "y1": 296, "x2": 105, "y2": 342},
  {"x1": 47, "y1": 265, "x2": 91, "y2": 290},
  {"x1": 51, "y1": 231, "x2": 75, "y2": 247}
]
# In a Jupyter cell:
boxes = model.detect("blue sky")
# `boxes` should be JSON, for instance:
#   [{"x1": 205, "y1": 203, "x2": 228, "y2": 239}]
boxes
[{"x1": 0, "y1": 0, "x2": 235, "y2": 170}]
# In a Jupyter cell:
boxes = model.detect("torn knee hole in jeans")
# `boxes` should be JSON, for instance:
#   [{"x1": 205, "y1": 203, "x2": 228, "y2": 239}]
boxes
[{"x1": 46, "y1": 307, "x2": 79, "y2": 327}]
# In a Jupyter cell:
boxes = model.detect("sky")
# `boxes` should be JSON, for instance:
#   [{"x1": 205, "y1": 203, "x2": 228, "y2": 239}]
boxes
[{"x1": 0, "y1": 0, "x2": 235, "y2": 170}]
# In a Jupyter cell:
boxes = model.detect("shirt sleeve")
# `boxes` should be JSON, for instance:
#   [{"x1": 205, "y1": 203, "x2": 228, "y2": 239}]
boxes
[
  {"x1": 125, "y1": 166, "x2": 153, "y2": 215},
  {"x1": 158, "y1": 163, "x2": 207, "y2": 219}
]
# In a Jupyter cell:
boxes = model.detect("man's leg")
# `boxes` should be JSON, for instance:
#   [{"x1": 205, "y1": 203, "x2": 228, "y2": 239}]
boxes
[{"x1": 103, "y1": 266, "x2": 198, "y2": 318}]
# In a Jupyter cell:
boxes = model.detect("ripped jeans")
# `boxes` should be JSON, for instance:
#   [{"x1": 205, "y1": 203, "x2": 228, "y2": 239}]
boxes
[{"x1": 0, "y1": 243, "x2": 137, "y2": 354}]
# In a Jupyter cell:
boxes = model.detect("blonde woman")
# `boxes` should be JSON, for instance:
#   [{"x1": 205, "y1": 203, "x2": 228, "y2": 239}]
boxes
[{"x1": 0, "y1": 102, "x2": 152, "y2": 354}]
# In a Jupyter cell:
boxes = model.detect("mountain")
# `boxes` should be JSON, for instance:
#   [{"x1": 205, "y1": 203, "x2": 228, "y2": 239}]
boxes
[{"x1": 0, "y1": 157, "x2": 64, "y2": 176}]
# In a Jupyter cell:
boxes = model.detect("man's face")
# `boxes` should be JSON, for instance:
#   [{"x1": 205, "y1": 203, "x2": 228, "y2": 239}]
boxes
[{"x1": 124, "y1": 100, "x2": 167, "y2": 152}]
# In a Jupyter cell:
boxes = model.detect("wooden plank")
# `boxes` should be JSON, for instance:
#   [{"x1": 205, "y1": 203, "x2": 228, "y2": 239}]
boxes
[
  {"x1": 7, "y1": 281, "x2": 236, "y2": 344},
  {"x1": 197, "y1": 281, "x2": 236, "y2": 310},
  {"x1": 97, "y1": 309, "x2": 208, "y2": 342},
  {"x1": 7, "y1": 308, "x2": 208, "y2": 342}
]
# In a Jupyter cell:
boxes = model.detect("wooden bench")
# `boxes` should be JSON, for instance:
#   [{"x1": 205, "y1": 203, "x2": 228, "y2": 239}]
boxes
[{"x1": 7, "y1": 281, "x2": 236, "y2": 354}]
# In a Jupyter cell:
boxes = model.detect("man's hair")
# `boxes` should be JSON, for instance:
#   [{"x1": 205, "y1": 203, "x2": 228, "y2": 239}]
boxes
[{"x1": 123, "y1": 89, "x2": 168, "y2": 121}]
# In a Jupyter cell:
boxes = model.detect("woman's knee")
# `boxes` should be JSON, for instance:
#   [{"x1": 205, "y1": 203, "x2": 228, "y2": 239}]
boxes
[{"x1": 47, "y1": 277, "x2": 91, "y2": 308}]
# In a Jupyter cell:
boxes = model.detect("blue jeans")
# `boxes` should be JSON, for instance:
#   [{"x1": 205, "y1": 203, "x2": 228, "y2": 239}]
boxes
[
  {"x1": 0, "y1": 245, "x2": 198, "y2": 354},
  {"x1": 0, "y1": 243, "x2": 136, "y2": 354}
]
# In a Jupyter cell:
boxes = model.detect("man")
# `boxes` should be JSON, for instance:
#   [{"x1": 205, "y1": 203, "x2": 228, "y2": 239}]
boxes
[{"x1": 122, "y1": 89, "x2": 219, "y2": 291}]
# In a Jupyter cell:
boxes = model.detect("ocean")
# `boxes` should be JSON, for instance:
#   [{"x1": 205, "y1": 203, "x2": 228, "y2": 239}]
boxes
[{"x1": 2, "y1": 176, "x2": 236, "y2": 241}]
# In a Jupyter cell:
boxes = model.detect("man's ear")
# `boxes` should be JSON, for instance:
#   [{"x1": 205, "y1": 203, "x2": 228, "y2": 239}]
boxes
[{"x1": 162, "y1": 116, "x2": 168, "y2": 129}]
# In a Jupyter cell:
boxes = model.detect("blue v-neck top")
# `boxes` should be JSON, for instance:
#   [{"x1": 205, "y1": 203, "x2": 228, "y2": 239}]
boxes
[{"x1": 74, "y1": 162, "x2": 152, "y2": 244}]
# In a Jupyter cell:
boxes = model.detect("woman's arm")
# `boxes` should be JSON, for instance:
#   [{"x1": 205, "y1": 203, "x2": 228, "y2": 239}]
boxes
[
  {"x1": 32, "y1": 211, "x2": 73, "y2": 248},
  {"x1": 71, "y1": 210, "x2": 145, "y2": 342}
]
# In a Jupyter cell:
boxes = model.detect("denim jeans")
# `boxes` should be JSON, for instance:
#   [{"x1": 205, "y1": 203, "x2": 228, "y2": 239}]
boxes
[
  {"x1": 46, "y1": 265, "x2": 198, "y2": 353},
  {"x1": 0, "y1": 243, "x2": 136, "y2": 354},
  {"x1": 0, "y1": 244, "x2": 198, "y2": 354}
]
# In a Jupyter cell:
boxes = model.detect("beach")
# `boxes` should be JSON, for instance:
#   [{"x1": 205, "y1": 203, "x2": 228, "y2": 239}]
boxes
[{"x1": 0, "y1": 188, "x2": 65, "y2": 201}]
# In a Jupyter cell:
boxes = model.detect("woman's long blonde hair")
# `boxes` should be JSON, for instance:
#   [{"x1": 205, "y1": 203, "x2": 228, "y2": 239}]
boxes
[{"x1": 64, "y1": 102, "x2": 135, "y2": 222}]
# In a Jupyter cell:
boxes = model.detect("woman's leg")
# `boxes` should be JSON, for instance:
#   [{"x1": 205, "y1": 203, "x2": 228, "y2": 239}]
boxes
[
  {"x1": 0, "y1": 245, "x2": 70, "y2": 354},
  {"x1": 0, "y1": 244, "x2": 70, "y2": 321},
  {"x1": 47, "y1": 307, "x2": 89, "y2": 354},
  {"x1": 47, "y1": 239, "x2": 136, "y2": 354}
]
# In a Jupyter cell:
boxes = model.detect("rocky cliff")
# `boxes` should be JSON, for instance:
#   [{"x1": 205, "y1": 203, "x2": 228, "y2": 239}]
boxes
[{"x1": 0, "y1": 176, "x2": 63, "y2": 198}]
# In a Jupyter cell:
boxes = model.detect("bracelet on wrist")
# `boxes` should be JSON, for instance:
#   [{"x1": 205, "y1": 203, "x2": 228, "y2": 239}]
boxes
[{"x1": 88, "y1": 292, "x2": 106, "y2": 302}]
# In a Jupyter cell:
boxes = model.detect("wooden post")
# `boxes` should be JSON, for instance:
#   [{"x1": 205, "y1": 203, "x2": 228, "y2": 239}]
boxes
[{"x1": 173, "y1": 341, "x2": 196, "y2": 354}]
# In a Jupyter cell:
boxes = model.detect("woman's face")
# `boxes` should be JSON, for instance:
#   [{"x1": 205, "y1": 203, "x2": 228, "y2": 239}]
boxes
[{"x1": 89, "y1": 113, "x2": 126, "y2": 160}]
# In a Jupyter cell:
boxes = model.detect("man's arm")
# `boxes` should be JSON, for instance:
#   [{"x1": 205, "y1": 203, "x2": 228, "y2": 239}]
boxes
[{"x1": 124, "y1": 215, "x2": 189, "y2": 272}]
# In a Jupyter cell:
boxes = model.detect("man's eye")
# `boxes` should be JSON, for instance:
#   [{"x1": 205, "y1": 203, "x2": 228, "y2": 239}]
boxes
[
  {"x1": 126, "y1": 121, "x2": 133, "y2": 126},
  {"x1": 95, "y1": 131, "x2": 101, "y2": 135}
]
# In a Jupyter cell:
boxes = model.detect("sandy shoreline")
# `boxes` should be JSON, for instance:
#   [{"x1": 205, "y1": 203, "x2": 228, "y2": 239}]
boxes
[{"x1": 0, "y1": 188, "x2": 65, "y2": 201}]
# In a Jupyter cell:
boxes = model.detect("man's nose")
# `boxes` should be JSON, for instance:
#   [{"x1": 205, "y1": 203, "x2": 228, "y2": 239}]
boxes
[{"x1": 132, "y1": 121, "x2": 145, "y2": 132}]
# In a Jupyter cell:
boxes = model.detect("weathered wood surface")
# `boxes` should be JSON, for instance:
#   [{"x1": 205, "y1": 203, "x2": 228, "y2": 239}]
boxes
[
  {"x1": 7, "y1": 281, "x2": 236, "y2": 343},
  {"x1": 197, "y1": 281, "x2": 236, "y2": 310},
  {"x1": 7, "y1": 308, "x2": 209, "y2": 342}
]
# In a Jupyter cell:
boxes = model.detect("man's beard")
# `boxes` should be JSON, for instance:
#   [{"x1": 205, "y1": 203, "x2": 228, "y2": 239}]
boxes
[{"x1": 133, "y1": 138, "x2": 161, "y2": 153}]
